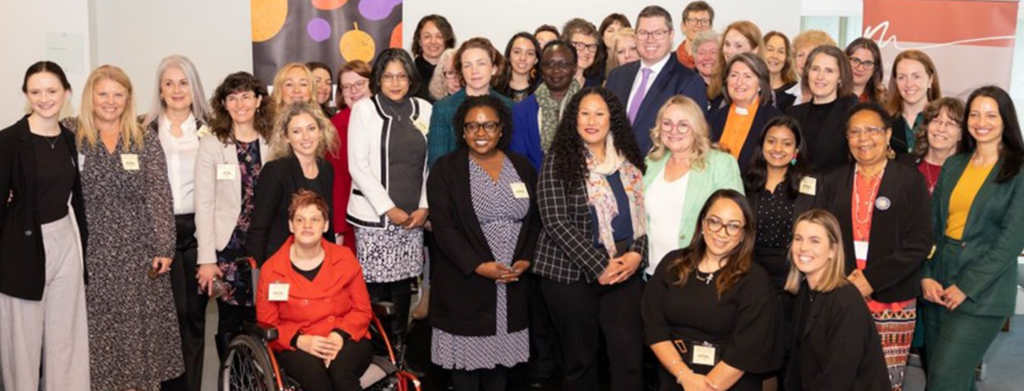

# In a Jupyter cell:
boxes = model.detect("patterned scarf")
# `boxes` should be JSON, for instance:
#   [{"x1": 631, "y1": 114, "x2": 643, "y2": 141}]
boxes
[
  {"x1": 585, "y1": 135, "x2": 647, "y2": 258},
  {"x1": 535, "y1": 80, "x2": 581, "y2": 151}
]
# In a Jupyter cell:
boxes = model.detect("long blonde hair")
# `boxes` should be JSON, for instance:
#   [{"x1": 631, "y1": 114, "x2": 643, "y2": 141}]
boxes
[
  {"x1": 270, "y1": 63, "x2": 318, "y2": 114},
  {"x1": 783, "y1": 209, "x2": 848, "y2": 294},
  {"x1": 647, "y1": 95, "x2": 711, "y2": 170},
  {"x1": 268, "y1": 102, "x2": 339, "y2": 161},
  {"x1": 76, "y1": 65, "x2": 145, "y2": 152}
]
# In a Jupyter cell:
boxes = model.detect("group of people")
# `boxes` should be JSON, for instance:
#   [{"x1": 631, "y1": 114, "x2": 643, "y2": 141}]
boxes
[{"x1": 1, "y1": 2, "x2": 1023, "y2": 391}]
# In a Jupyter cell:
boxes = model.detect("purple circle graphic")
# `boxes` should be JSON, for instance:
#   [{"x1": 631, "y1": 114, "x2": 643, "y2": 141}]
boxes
[
  {"x1": 358, "y1": 0, "x2": 401, "y2": 21},
  {"x1": 307, "y1": 18, "x2": 331, "y2": 42}
]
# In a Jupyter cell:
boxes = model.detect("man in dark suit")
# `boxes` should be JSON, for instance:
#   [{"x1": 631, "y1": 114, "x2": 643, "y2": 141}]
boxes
[{"x1": 606, "y1": 5, "x2": 708, "y2": 154}]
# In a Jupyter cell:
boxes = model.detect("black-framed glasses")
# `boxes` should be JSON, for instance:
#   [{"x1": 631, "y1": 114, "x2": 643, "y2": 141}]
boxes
[
  {"x1": 464, "y1": 121, "x2": 501, "y2": 134},
  {"x1": 704, "y1": 216, "x2": 744, "y2": 236},
  {"x1": 571, "y1": 41, "x2": 599, "y2": 53},
  {"x1": 636, "y1": 29, "x2": 671, "y2": 40},
  {"x1": 849, "y1": 57, "x2": 876, "y2": 69},
  {"x1": 685, "y1": 17, "x2": 711, "y2": 26}
]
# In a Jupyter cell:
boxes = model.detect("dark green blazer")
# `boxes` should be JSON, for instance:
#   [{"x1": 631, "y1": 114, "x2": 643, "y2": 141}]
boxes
[{"x1": 925, "y1": 154, "x2": 1024, "y2": 316}]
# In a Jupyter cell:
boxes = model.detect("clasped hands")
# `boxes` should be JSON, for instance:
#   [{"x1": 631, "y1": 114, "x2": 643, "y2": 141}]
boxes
[
  {"x1": 921, "y1": 278, "x2": 967, "y2": 311},
  {"x1": 297, "y1": 331, "x2": 345, "y2": 367},
  {"x1": 598, "y1": 251, "x2": 642, "y2": 285},
  {"x1": 386, "y1": 207, "x2": 428, "y2": 229},
  {"x1": 476, "y1": 260, "x2": 530, "y2": 283}
]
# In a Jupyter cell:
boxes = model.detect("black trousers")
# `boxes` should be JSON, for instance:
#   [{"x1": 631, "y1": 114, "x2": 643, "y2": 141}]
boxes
[
  {"x1": 525, "y1": 273, "x2": 560, "y2": 380},
  {"x1": 366, "y1": 278, "x2": 414, "y2": 347},
  {"x1": 540, "y1": 276, "x2": 644, "y2": 391},
  {"x1": 276, "y1": 337, "x2": 373, "y2": 391},
  {"x1": 166, "y1": 214, "x2": 206, "y2": 391},
  {"x1": 450, "y1": 366, "x2": 508, "y2": 391}
]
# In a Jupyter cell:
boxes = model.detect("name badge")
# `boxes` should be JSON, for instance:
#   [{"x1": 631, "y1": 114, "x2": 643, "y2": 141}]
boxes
[
  {"x1": 692, "y1": 343, "x2": 717, "y2": 366},
  {"x1": 268, "y1": 282, "x2": 290, "y2": 302},
  {"x1": 799, "y1": 176, "x2": 817, "y2": 196},
  {"x1": 510, "y1": 182, "x2": 529, "y2": 199},
  {"x1": 414, "y1": 118, "x2": 429, "y2": 135},
  {"x1": 854, "y1": 240, "x2": 869, "y2": 261},
  {"x1": 121, "y1": 154, "x2": 140, "y2": 171},
  {"x1": 217, "y1": 164, "x2": 237, "y2": 180}
]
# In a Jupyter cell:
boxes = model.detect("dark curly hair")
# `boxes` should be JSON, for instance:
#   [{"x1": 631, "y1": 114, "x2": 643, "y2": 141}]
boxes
[
  {"x1": 209, "y1": 71, "x2": 273, "y2": 143},
  {"x1": 548, "y1": 87, "x2": 646, "y2": 186},
  {"x1": 453, "y1": 95, "x2": 512, "y2": 151},
  {"x1": 668, "y1": 189, "x2": 757, "y2": 297}
]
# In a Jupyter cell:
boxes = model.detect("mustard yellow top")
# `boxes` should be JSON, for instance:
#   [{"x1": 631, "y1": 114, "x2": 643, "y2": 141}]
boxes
[{"x1": 945, "y1": 162, "x2": 995, "y2": 239}]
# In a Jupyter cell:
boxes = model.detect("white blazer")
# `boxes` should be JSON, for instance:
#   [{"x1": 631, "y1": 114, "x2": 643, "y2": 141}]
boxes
[
  {"x1": 194, "y1": 133, "x2": 270, "y2": 264},
  {"x1": 346, "y1": 95, "x2": 432, "y2": 228}
]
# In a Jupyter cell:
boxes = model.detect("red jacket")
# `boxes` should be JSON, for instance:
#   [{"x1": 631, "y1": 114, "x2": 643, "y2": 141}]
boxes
[
  {"x1": 256, "y1": 237, "x2": 372, "y2": 352},
  {"x1": 328, "y1": 108, "x2": 355, "y2": 247}
]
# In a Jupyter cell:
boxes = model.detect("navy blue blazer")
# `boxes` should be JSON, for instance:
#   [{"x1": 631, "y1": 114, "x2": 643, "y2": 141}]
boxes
[
  {"x1": 510, "y1": 94, "x2": 544, "y2": 171},
  {"x1": 606, "y1": 58, "x2": 708, "y2": 154},
  {"x1": 708, "y1": 102, "x2": 784, "y2": 170}
]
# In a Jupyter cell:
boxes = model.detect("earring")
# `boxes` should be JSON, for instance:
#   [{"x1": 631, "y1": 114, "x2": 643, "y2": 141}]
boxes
[{"x1": 790, "y1": 157, "x2": 797, "y2": 166}]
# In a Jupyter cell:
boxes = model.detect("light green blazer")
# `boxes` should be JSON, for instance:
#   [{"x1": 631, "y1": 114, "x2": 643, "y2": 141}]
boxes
[{"x1": 643, "y1": 149, "x2": 744, "y2": 248}]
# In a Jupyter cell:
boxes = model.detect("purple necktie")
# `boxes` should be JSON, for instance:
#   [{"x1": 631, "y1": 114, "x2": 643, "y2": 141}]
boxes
[{"x1": 628, "y1": 67, "x2": 653, "y2": 124}]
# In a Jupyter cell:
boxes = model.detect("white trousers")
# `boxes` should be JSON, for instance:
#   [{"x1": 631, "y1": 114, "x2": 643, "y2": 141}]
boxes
[{"x1": 0, "y1": 213, "x2": 90, "y2": 391}]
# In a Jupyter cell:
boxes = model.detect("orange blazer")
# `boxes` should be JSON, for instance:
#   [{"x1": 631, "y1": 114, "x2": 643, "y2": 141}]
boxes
[{"x1": 256, "y1": 237, "x2": 372, "y2": 352}]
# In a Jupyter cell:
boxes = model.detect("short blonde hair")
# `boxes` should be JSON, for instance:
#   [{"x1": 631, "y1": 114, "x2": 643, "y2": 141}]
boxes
[
  {"x1": 792, "y1": 30, "x2": 837, "y2": 55},
  {"x1": 76, "y1": 65, "x2": 145, "y2": 152},
  {"x1": 269, "y1": 102, "x2": 340, "y2": 161},
  {"x1": 647, "y1": 95, "x2": 711, "y2": 170},
  {"x1": 270, "y1": 63, "x2": 318, "y2": 113},
  {"x1": 783, "y1": 209, "x2": 848, "y2": 294},
  {"x1": 428, "y1": 48, "x2": 459, "y2": 100},
  {"x1": 605, "y1": 28, "x2": 637, "y2": 75}
]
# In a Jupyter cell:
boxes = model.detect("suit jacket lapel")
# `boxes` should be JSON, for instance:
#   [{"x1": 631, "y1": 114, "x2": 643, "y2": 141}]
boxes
[
  {"x1": 961, "y1": 159, "x2": 1003, "y2": 239},
  {"x1": 453, "y1": 150, "x2": 492, "y2": 260},
  {"x1": 866, "y1": 163, "x2": 898, "y2": 261},
  {"x1": 638, "y1": 61, "x2": 676, "y2": 123},
  {"x1": 836, "y1": 166, "x2": 856, "y2": 272}
]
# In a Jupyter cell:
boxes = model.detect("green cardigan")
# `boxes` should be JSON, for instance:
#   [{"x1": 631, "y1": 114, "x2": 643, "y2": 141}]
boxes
[
  {"x1": 643, "y1": 149, "x2": 744, "y2": 249},
  {"x1": 925, "y1": 154, "x2": 1024, "y2": 316}
]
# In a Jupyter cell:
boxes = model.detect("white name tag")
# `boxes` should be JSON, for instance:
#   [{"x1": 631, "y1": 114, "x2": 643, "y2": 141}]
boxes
[
  {"x1": 268, "y1": 282, "x2": 290, "y2": 302},
  {"x1": 414, "y1": 118, "x2": 429, "y2": 135},
  {"x1": 216, "y1": 164, "x2": 237, "y2": 180},
  {"x1": 692, "y1": 344, "x2": 717, "y2": 366},
  {"x1": 799, "y1": 176, "x2": 817, "y2": 196},
  {"x1": 854, "y1": 240, "x2": 869, "y2": 261},
  {"x1": 121, "y1": 154, "x2": 140, "y2": 171},
  {"x1": 510, "y1": 182, "x2": 529, "y2": 199}
]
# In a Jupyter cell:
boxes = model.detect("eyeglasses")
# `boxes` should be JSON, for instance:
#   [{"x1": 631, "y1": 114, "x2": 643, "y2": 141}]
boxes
[
  {"x1": 636, "y1": 29, "x2": 670, "y2": 40},
  {"x1": 930, "y1": 119, "x2": 960, "y2": 130},
  {"x1": 660, "y1": 119, "x2": 693, "y2": 134},
  {"x1": 846, "y1": 126, "x2": 886, "y2": 139},
  {"x1": 685, "y1": 18, "x2": 711, "y2": 27},
  {"x1": 463, "y1": 121, "x2": 501, "y2": 134},
  {"x1": 849, "y1": 57, "x2": 876, "y2": 69},
  {"x1": 340, "y1": 79, "x2": 368, "y2": 92},
  {"x1": 571, "y1": 41, "x2": 599, "y2": 53},
  {"x1": 704, "y1": 216, "x2": 744, "y2": 236},
  {"x1": 381, "y1": 73, "x2": 409, "y2": 83}
]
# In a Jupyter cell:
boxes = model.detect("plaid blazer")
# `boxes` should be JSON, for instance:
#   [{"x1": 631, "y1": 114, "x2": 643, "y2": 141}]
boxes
[{"x1": 532, "y1": 152, "x2": 648, "y2": 283}]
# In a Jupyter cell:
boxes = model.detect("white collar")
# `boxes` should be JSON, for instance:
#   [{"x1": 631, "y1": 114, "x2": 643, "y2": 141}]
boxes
[{"x1": 639, "y1": 53, "x2": 671, "y2": 75}]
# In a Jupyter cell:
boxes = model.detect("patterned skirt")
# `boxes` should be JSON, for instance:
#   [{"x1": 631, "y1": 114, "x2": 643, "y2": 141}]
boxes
[
  {"x1": 354, "y1": 223, "x2": 424, "y2": 283},
  {"x1": 431, "y1": 281, "x2": 530, "y2": 370},
  {"x1": 872, "y1": 301, "x2": 917, "y2": 391}
]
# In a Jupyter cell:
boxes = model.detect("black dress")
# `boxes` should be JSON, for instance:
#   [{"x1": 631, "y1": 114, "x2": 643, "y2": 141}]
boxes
[
  {"x1": 642, "y1": 250, "x2": 781, "y2": 390},
  {"x1": 787, "y1": 96, "x2": 858, "y2": 173}
]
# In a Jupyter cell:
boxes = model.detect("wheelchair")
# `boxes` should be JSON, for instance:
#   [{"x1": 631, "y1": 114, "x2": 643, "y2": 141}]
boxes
[{"x1": 219, "y1": 258, "x2": 421, "y2": 391}]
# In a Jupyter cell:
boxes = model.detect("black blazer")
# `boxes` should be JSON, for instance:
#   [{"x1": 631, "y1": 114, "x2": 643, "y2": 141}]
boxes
[
  {"x1": 785, "y1": 283, "x2": 890, "y2": 391},
  {"x1": 606, "y1": 58, "x2": 708, "y2": 154},
  {"x1": 814, "y1": 160, "x2": 933, "y2": 302},
  {"x1": 246, "y1": 155, "x2": 334, "y2": 264},
  {"x1": 0, "y1": 116, "x2": 88, "y2": 300},
  {"x1": 426, "y1": 149, "x2": 540, "y2": 336},
  {"x1": 786, "y1": 96, "x2": 858, "y2": 173},
  {"x1": 709, "y1": 102, "x2": 784, "y2": 170}
]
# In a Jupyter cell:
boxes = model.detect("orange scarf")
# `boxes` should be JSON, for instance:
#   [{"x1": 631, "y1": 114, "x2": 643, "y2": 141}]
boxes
[{"x1": 719, "y1": 97, "x2": 760, "y2": 159}]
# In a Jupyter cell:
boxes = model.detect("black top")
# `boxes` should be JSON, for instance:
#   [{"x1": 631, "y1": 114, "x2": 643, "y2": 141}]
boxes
[
  {"x1": 785, "y1": 282, "x2": 890, "y2": 391},
  {"x1": 787, "y1": 96, "x2": 858, "y2": 173},
  {"x1": 31, "y1": 134, "x2": 76, "y2": 224},
  {"x1": 414, "y1": 56, "x2": 437, "y2": 103},
  {"x1": 588, "y1": 171, "x2": 633, "y2": 250},
  {"x1": 0, "y1": 115, "x2": 88, "y2": 300},
  {"x1": 246, "y1": 155, "x2": 334, "y2": 264},
  {"x1": 381, "y1": 95, "x2": 426, "y2": 213},
  {"x1": 642, "y1": 252, "x2": 780, "y2": 383},
  {"x1": 291, "y1": 261, "x2": 322, "y2": 281},
  {"x1": 813, "y1": 161, "x2": 933, "y2": 302},
  {"x1": 773, "y1": 82, "x2": 797, "y2": 112},
  {"x1": 426, "y1": 148, "x2": 541, "y2": 336}
]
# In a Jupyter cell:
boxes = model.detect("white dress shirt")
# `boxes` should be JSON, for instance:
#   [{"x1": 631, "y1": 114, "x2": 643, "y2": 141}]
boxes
[
  {"x1": 158, "y1": 113, "x2": 200, "y2": 215},
  {"x1": 626, "y1": 54, "x2": 672, "y2": 111}
]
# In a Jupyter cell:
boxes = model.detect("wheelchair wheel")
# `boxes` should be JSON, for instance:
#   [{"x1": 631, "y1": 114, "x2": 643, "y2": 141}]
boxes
[{"x1": 220, "y1": 334, "x2": 282, "y2": 391}]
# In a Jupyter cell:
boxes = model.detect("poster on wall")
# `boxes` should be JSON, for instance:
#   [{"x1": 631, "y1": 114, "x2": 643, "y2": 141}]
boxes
[
  {"x1": 862, "y1": 0, "x2": 1018, "y2": 98},
  {"x1": 251, "y1": 0, "x2": 403, "y2": 88}
]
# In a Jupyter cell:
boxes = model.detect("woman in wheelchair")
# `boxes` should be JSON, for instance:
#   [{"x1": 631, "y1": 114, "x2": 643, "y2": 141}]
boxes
[{"x1": 256, "y1": 189, "x2": 374, "y2": 390}]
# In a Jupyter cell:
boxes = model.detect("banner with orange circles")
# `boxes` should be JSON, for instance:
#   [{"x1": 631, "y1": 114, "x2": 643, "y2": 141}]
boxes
[
  {"x1": 862, "y1": 0, "x2": 1018, "y2": 99},
  {"x1": 251, "y1": 0, "x2": 403, "y2": 86}
]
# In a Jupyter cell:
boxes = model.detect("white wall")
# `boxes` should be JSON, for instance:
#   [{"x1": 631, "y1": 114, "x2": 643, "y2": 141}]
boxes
[
  {"x1": 0, "y1": 0, "x2": 92, "y2": 125},
  {"x1": 403, "y1": 1, "x2": 801, "y2": 55},
  {"x1": 91, "y1": 0, "x2": 253, "y2": 115}
]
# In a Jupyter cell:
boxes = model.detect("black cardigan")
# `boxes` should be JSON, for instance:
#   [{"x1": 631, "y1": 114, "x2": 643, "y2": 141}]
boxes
[
  {"x1": 426, "y1": 149, "x2": 540, "y2": 336},
  {"x1": 708, "y1": 102, "x2": 784, "y2": 170},
  {"x1": 785, "y1": 282, "x2": 891, "y2": 391},
  {"x1": 786, "y1": 96, "x2": 858, "y2": 173},
  {"x1": 814, "y1": 160, "x2": 933, "y2": 302},
  {"x1": 0, "y1": 116, "x2": 88, "y2": 300},
  {"x1": 246, "y1": 155, "x2": 334, "y2": 264}
]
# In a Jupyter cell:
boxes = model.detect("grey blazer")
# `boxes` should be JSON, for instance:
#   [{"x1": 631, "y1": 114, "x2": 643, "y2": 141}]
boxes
[{"x1": 194, "y1": 134, "x2": 270, "y2": 265}]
